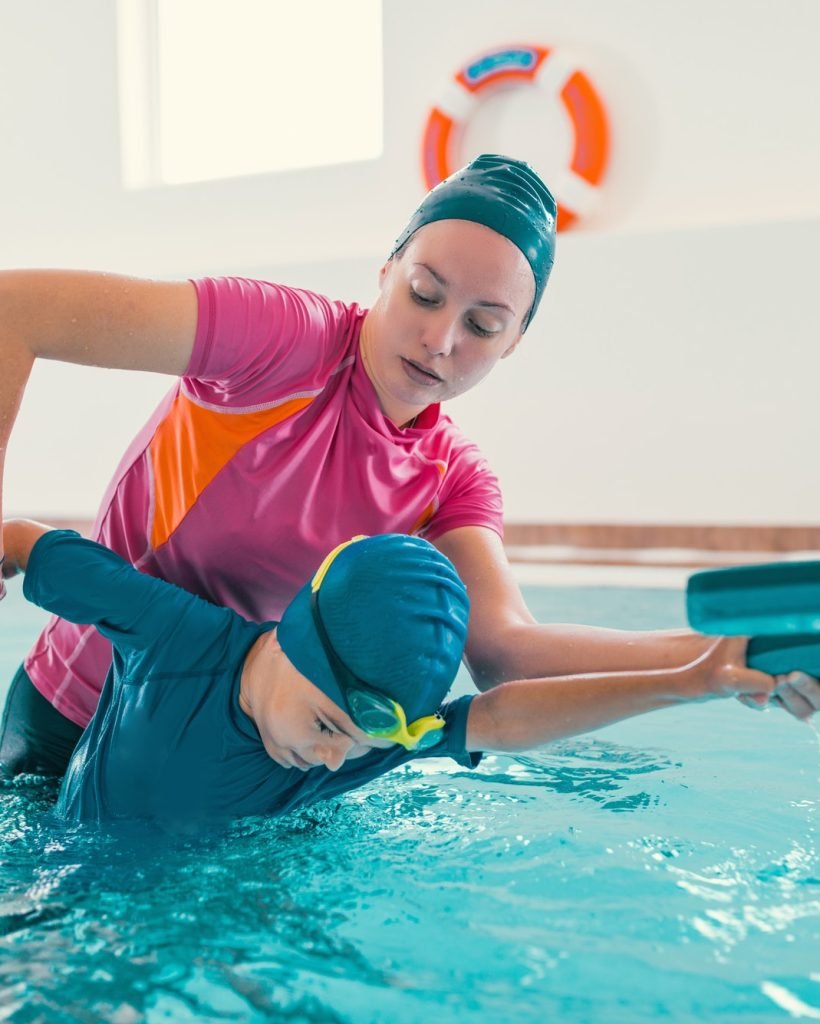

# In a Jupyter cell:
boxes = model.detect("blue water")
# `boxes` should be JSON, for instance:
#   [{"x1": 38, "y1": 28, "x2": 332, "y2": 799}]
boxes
[{"x1": 1, "y1": 577, "x2": 817, "y2": 1023}]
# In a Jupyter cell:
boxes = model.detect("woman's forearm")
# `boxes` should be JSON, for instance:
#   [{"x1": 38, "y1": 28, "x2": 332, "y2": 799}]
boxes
[
  {"x1": 0, "y1": 270, "x2": 197, "y2": 577},
  {"x1": 469, "y1": 621, "x2": 715, "y2": 689}
]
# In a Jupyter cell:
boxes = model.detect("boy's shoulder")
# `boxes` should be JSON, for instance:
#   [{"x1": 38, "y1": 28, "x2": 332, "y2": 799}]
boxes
[{"x1": 25, "y1": 530, "x2": 270, "y2": 667}]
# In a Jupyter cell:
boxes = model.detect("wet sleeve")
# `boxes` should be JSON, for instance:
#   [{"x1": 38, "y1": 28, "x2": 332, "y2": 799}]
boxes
[
  {"x1": 410, "y1": 695, "x2": 484, "y2": 768},
  {"x1": 183, "y1": 277, "x2": 355, "y2": 408},
  {"x1": 22, "y1": 530, "x2": 228, "y2": 657},
  {"x1": 348, "y1": 695, "x2": 483, "y2": 777}
]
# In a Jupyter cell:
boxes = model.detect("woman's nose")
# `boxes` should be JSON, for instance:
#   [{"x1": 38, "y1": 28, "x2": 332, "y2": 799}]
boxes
[{"x1": 422, "y1": 316, "x2": 458, "y2": 357}]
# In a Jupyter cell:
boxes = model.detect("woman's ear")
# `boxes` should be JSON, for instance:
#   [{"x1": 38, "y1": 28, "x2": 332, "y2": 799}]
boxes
[{"x1": 378, "y1": 258, "x2": 393, "y2": 289}]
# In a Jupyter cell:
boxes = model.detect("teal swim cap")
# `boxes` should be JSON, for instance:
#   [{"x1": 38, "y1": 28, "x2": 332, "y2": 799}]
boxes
[
  {"x1": 277, "y1": 535, "x2": 470, "y2": 723},
  {"x1": 390, "y1": 153, "x2": 557, "y2": 329}
]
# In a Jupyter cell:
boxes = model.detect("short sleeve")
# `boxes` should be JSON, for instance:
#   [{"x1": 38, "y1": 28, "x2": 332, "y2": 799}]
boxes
[
  {"x1": 23, "y1": 531, "x2": 233, "y2": 660},
  {"x1": 420, "y1": 443, "x2": 504, "y2": 542},
  {"x1": 333, "y1": 695, "x2": 482, "y2": 785},
  {"x1": 184, "y1": 277, "x2": 360, "y2": 408},
  {"x1": 352, "y1": 695, "x2": 483, "y2": 772},
  {"x1": 409, "y1": 695, "x2": 483, "y2": 768}
]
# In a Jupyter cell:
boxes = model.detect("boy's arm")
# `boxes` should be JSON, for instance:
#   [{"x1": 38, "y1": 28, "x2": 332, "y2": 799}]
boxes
[
  {"x1": 464, "y1": 637, "x2": 779, "y2": 752},
  {"x1": 3, "y1": 522, "x2": 213, "y2": 655}
]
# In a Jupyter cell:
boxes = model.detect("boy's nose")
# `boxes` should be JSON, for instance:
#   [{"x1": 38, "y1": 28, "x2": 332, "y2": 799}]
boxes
[{"x1": 320, "y1": 744, "x2": 347, "y2": 773}]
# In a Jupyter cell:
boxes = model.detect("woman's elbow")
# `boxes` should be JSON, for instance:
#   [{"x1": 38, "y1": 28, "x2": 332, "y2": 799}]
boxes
[{"x1": 463, "y1": 627, "x2": 527, "y2": 691}]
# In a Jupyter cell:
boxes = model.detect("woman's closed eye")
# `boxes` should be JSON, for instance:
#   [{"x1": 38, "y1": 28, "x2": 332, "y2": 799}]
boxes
[
  {"x1": 315, "y1": 718, "x2": 335, "y2": 736},
  {"x1": 467, "y1": 319, "x2": 496, "y2": 338},
  {"x1": 411, "y1": 284, "x2": 500, "y2": 337},
  {"x1": 410, "y1": 286, "x2": 438, "y2": 306}
]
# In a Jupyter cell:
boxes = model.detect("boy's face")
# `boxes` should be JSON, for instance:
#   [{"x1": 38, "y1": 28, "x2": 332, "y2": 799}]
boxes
[{"x1": 248, "y1": 652, "x2": 395, "y2": 773}]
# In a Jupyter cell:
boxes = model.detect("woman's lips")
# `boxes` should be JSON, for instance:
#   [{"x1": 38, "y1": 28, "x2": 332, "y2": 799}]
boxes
[
  {"x1": 401, "y1": 357, "x2": 443, "y2": 387},
  {"x1": 290, "y1": 751, "x2": 313, "y2": 770}
]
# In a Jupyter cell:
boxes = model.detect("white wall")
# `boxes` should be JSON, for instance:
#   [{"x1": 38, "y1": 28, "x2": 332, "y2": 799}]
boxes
[{"x1": 2, "y1": 0, "x2": 819, "y2": 521}]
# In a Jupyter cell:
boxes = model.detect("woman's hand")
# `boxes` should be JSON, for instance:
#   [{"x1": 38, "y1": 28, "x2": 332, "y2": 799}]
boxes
[
  {"x1": 700, "y1": 637, "x2": 820, "y2": 720},
  {"x1": 691, "y1": 636, "x2": 776, "y2": 703},
  {"x1": 1, "y1": 526, "x2": 19, "y2": 597},
  {"x1": 1, "y1": 519, "x2": 53, "y2": 589},
  {"x1": 0, "y1": 520, "x2": 15, "y2": 599}
]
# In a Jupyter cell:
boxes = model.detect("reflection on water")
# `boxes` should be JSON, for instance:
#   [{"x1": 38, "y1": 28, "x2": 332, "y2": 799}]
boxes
[
  {"x1": 1, "y1": 581, "x2": 818, "y2": 1022},
  {"x1": 1, "y1": 730, "x2": 817, "y2": 1024},
  {"x1": 480, "y1": 741, "x2": 681, "y2": 812}
]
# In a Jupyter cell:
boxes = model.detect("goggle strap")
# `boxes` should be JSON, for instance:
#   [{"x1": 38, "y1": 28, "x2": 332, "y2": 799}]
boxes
[{"x1": 311, "y1": 535, "x2": 368, "y2": 592}]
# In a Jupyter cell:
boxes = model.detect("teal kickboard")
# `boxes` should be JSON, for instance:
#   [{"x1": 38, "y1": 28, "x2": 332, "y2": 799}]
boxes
[
  {"x1": 687, "y1": 561, "x2": 820, "y2": 636},
  {"x1": 687, "y1": 561, "x2": 820, "y2": 677},
  {"x1": 746, "y1": 634, "x2": 820, "y2": 677}
]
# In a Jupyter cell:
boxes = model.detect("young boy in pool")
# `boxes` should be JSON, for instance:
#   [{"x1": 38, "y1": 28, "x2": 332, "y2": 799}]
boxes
[{"x1": 1, "y1": 520, "x2": 785, "y2": 826}]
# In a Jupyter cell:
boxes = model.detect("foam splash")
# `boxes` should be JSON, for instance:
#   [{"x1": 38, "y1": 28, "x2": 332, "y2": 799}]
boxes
[{"x1": 761, "y1": 980, "x2": 820, "y2": 1020}]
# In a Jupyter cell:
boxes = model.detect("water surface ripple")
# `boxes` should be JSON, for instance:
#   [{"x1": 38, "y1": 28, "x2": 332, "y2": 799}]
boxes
[{"x1": 0, "y1": 582, "x2": 817, "y2": 1022}]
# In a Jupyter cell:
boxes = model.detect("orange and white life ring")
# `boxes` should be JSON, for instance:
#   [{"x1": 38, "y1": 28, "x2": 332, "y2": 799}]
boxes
[{"x1": 421, "y1": 45, "x2": 609, "y2": 230}]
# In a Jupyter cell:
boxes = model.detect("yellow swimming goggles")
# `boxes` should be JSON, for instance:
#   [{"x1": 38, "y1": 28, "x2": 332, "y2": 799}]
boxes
[{"x1": 310, "y1": 538, "x2": 445, "y2": 752}]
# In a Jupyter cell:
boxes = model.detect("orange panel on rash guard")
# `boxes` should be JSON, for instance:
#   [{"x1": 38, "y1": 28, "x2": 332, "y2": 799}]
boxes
[{"x1": 149, "y1": 390, "x2": 314, "y2": 551}]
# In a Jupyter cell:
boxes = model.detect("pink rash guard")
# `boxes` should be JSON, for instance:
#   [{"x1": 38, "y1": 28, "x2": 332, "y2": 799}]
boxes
[{"x1": 25, "y1": 277, "x2": 504, "y2": 727}]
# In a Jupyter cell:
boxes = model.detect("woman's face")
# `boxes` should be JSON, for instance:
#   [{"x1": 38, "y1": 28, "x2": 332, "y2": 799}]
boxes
[{"x1": 361, "y1": 219, "x2": 536, "y2": 426}]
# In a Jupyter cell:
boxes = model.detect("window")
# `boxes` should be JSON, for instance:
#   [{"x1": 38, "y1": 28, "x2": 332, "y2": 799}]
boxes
[{"x1": 117, "y1": 0, "x2": 383, "y2": 188}]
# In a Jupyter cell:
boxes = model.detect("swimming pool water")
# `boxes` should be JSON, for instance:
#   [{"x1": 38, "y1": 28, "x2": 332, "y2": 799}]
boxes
[{"x1": 1, "y1": 577, "x2": 817, "y2": 1023}]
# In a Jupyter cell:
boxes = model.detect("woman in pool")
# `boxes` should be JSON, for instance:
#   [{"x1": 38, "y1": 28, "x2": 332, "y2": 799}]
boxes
[
  {"x1": 1, "y1": 154, "x2": 817, "y2": 776},
  {"x1": 1, "y1": 520, "x2": 784, "y2": 825}
]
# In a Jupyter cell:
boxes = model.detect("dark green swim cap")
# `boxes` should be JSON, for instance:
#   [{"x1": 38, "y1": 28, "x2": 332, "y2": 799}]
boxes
[
  {"x1": 278, "y1": 534, "x2": 468, "y2": 723},
  {"x1": 390, "y1": 154, "x2": 557, "y2": 329}
]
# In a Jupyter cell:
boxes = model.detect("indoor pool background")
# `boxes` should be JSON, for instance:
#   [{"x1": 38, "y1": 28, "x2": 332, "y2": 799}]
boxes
[{"x1": 0, "y1": 574, "x2": 817, "y2": 1023}]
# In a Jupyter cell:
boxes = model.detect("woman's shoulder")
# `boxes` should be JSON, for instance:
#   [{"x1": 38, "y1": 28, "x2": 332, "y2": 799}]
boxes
[
  {"x1": 194, "y1": 276, "x2": 364, "y2": 331},
  {"x1": 186, "y1": 277, "x2": 367, "y2": 398}
]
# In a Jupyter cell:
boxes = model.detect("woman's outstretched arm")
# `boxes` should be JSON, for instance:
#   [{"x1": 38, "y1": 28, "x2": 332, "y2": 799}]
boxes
[{"x1": 0, "y1": 271, "x2": 197, "y2": 597}]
